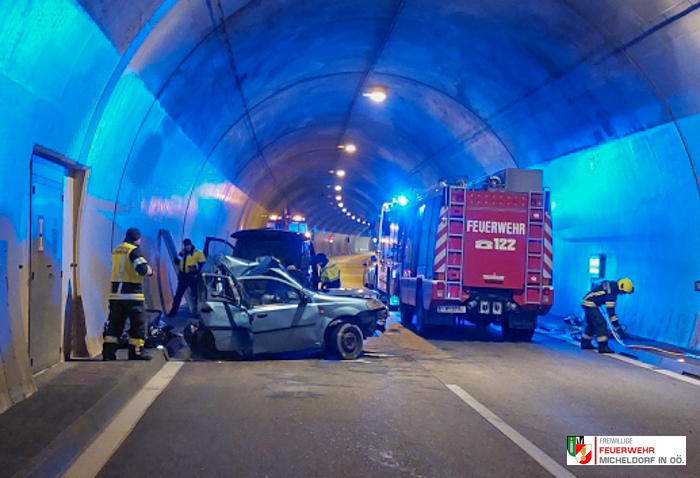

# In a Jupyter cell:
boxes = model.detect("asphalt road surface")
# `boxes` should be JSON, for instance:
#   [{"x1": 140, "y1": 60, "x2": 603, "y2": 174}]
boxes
[
  {"x1": 330, "y1": 253, "x2": 371, "y2": 289},
  {"x1": 87, "y1": 254, "x2": 698, "y2": 478}
]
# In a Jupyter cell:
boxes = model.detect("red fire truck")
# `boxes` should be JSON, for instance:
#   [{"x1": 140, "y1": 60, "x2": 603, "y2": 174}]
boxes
[{"x1": 378, "y1": 169, "x2": 553, "y2": 340}]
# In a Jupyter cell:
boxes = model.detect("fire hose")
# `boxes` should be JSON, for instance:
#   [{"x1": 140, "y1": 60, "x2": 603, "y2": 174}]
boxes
[{"x1": 568, "y1": 314, "x2": 700, "y2": 361}]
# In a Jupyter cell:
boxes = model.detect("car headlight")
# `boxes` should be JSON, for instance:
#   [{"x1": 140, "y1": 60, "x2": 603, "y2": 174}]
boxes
[{"x1": 366, "y1": 299, "x2": 385, "y2": 310}]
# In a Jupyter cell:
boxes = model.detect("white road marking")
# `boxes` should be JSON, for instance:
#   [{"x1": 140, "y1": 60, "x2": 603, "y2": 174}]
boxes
[
  {"x1": 446, "y1": 384, "x2": 576, "y2": 478},
  {"x1": 63, "y1": 361, "x2": 184, "y2": 478},
  {"x1": 606, "y1": 353, "x2": 700, "y2": 388},
  {"x1": 537, "y1": 330, "x2": 700, "y2": 388}
]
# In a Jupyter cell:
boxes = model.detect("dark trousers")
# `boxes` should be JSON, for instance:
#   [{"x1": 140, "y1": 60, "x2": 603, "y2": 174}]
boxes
[
  {"x1": 105, "y1": 300, "x2": 146, "y2": 341},
  {"x1": 170, "y1": 273, "x2": 199, "y2": 316},
  {"x1": 322, "y1": 279, "x2": 341, "y2": 290},
  {"x1": 583, "y1": 306, "x2": 607, "y2": 340}
]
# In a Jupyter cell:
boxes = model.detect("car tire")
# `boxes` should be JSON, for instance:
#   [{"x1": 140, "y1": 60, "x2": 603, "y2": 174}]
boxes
[
  {"x1": 400, "y1": 301, "x2": 414, "y2": 327},
  {"x1": 184, "y1": 320, "x2": 200, "y2": 353},
  {"x1": 198, "y1": 329, "x2": 218, "y2": 360},
  {"x1": 333, "y1": 323, "x2": 364, "y2": 360}
]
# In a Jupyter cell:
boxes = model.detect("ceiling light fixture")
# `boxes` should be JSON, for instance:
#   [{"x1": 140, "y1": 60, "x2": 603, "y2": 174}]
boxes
[
  {"x1": 335, "y1": 195, "x2": 342, "y2": 201},
  {"x1": 338, "y1": 202, "x2": 344, "y2": 208},
  {"x1": 342, "y1": 208, "x2": 347, "y2": 212},
  {"x1": 363, "y1": 85, "x2": 388, "y2": 103},
  {"x1": 338, "y1": 144, "x2": 357, "y2": 153},
  {"x1": 336, "y1": 170, "x2": 346, "y2": 178},
  {"x1": 334, "y1": 185, "x2": 342, "y2": 191}
]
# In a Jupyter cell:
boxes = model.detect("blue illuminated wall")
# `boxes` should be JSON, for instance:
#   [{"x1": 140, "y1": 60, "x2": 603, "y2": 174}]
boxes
[
  {"x1": 535, "y1": 119, "x2": 700, "y2": 349},
  {"x1": 0, "y1": 0, "x2": 120, "y2": 409},
  {"x1": 0, "y1": 0, "x2": 256, "y2": 410}
]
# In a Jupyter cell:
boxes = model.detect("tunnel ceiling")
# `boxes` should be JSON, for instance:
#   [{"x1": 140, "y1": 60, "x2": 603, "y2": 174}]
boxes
[{"x1": 81, "y1": 0, "x2": 700, "y2": 232}]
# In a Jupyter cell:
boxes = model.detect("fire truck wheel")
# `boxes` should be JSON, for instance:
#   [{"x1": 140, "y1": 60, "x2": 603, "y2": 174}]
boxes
[
  {"x1": 502, "y1": 322, "x2": 535, "y2": 342},
  {"x1": 415, "y1": 295, "x2": 434, "y2": 336},
  {"x1": 400, "y1": 302, "x2": 414, "y2": 327}
]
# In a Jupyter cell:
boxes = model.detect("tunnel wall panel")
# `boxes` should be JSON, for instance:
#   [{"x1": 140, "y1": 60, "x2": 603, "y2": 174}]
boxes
[
  {"x1": 535, "y1": 120, "x2": 700, "y2": 349},
  {"x1": 80, "y1": 71, "x2": 253, "y2": 355},
  {"x1": 0, "y1": 0, "x2": 120, "y2": 411}
]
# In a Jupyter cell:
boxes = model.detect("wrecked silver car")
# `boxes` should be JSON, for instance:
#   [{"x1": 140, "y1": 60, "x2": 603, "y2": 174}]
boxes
[{"x1": 186, "y1": 256, "x2": 388, "y2": 360}]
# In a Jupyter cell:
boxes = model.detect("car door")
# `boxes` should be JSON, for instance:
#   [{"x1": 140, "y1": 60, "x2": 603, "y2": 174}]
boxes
[
  {"x1": 203, "y1": 237, "x2": 235, "y2": 262},
  {"x1": 199, "y1": 273, "x2": 252, "y2": 353},
  {"x1": 239, "y1": 276, "x2": 321, "y2": 354}
]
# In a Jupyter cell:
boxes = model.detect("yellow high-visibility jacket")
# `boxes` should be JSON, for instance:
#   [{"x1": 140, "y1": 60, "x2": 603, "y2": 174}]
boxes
[
  {"x1": 321, "y1": 261, "x2": 341, "y2": 284},
  {"x1": 109, "y1": 242, "x2": 151, "y2": 301},
  {"x1": 178, "y1": 249, "x2": 206, "y2": 274}
]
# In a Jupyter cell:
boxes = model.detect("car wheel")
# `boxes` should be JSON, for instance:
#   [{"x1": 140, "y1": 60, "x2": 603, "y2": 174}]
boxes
[
  {"x1": 184, "y1": 320, "x2": 200, "y2": 353},
  {"x1": 333, "y1": 323, "x2": 364, "y2": 360},
  {"x1": 197, "y1": 329, "x2": 218, "y2": 359},
  {"x1": 400, "y1": 301, "x2": 414, "y2": 327}
]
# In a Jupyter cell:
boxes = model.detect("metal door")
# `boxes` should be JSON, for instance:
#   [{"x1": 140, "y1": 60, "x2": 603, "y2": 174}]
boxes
[{"x1": 29, "y1": 156, "x2": 65, "y2": 371}]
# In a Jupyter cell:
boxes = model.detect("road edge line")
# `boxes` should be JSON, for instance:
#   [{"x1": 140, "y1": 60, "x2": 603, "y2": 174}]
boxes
[
  {"x1": 62, "y1": 360, "x2": 184, "y2": 478},
  {"x1": 445, "y1": 384, "x2": 576, "y2": 478},
  {"x1": 536, "y1": 330, "x2": 700, "y2": 388}
]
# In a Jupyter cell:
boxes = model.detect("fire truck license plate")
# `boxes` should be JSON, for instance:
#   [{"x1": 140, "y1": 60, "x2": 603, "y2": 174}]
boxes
[{"x1": 438, "y1": 306, "x2": 466, "y2": 314}]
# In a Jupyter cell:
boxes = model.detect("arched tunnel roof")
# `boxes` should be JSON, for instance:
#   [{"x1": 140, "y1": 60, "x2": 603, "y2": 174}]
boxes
[{"x1": 83, "y1": 0, "x2": 700, "y2": 234}]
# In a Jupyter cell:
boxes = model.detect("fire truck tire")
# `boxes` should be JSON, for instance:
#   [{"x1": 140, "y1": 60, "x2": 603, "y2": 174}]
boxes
[
  {"x1": 502, "y1": 322, "x2": 535, "y2": 342},
  {"x1": 415, "y1": 294, "x2": 434, "y2": 336},
  {"x1": 400, "y1": 302, "x2": 415, "y2": 327}
]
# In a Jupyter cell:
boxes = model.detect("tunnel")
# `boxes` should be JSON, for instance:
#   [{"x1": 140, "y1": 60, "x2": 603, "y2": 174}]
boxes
[{"x1": 2, "y1": 0, "x2": 700, "y2": 409}]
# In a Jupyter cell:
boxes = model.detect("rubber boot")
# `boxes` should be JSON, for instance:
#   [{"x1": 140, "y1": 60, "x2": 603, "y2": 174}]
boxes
[
  {"x1": 581, "y1": 338, "x2": 595, "y2": 350},
  {"x1": 102, "y1": 342, "x2": 117, "y2": 361},
  {"x1": 597, "y1": 340, "x2": 614, "y2": 354},
  {"x1": 128, "y1": 345, "x2": 152, "y2": 361}
]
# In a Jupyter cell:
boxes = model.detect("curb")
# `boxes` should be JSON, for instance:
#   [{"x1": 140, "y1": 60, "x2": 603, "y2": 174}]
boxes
[
  {"x1": 536, "y1": 328, "x2": 700, "y2": 381},
  {"x1": 13, "y1": 350, "x2": 169, "y2": 478}
]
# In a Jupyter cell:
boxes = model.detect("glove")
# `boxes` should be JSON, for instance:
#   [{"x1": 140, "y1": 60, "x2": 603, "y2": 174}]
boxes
[{"x1": 611, "y1": 319, "x2": 628, "y2": 339}]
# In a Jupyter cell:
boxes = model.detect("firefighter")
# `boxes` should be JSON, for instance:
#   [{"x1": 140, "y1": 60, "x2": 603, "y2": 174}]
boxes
[
  {"x1": 581, "y1": 278, "x2": 634, "y2": 353},
  {"x1": 168, "y1": 238, "x2": 206, "y2": 317},
  {"x1": 102, "y1": 228, "x2": 153, "y2": 361},
  {"x1": 317, "y1": 253, "x2": 341, "y2": 290}
]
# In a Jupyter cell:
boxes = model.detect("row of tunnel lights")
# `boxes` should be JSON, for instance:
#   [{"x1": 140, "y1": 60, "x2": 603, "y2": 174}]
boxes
[
  {"x1": 328, "y1": 85, "x2": 388, "y2": 227},
  {"x1": 327, "y1": 181, "x2": 369, "y2": 226}
]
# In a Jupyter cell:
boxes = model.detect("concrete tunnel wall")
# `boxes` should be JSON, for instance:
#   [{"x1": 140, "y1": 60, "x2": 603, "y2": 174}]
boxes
[
  {"x1": 0, "y1": 0, "x2": 267, "y2": 411},
  {"x1": 4, "y1": 0, "x2": 700, "y2": 410}
]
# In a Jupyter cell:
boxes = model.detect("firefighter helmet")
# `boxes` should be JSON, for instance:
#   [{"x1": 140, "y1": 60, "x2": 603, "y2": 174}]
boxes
[{"x1": 618, "y1": 278, "x2": 634, "y2": 294}]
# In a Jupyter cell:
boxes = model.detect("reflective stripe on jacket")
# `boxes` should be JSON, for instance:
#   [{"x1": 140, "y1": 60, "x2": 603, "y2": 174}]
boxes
[
  {"x1": 180, "y1": 249, "x2": 206, "y2": 274},
  {"x1": 109, "y1": 242, "x2": 148, "y2": 301},
  {"x1": 321, "y1": 262, "x2": 341, "y2": 284},
  {"x1": 581, "y1": 280, "x2": 619, "y2": 319}
]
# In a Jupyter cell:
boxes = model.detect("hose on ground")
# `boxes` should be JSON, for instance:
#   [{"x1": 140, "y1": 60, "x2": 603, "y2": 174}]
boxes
[{"x1": 570, "y1": 314, "x2": 700, "y2": 361}]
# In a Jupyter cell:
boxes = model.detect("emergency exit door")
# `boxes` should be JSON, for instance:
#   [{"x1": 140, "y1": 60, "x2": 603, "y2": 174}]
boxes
[{"x1": 29, "y1": 155, "x2": 66, "y2": 371}]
